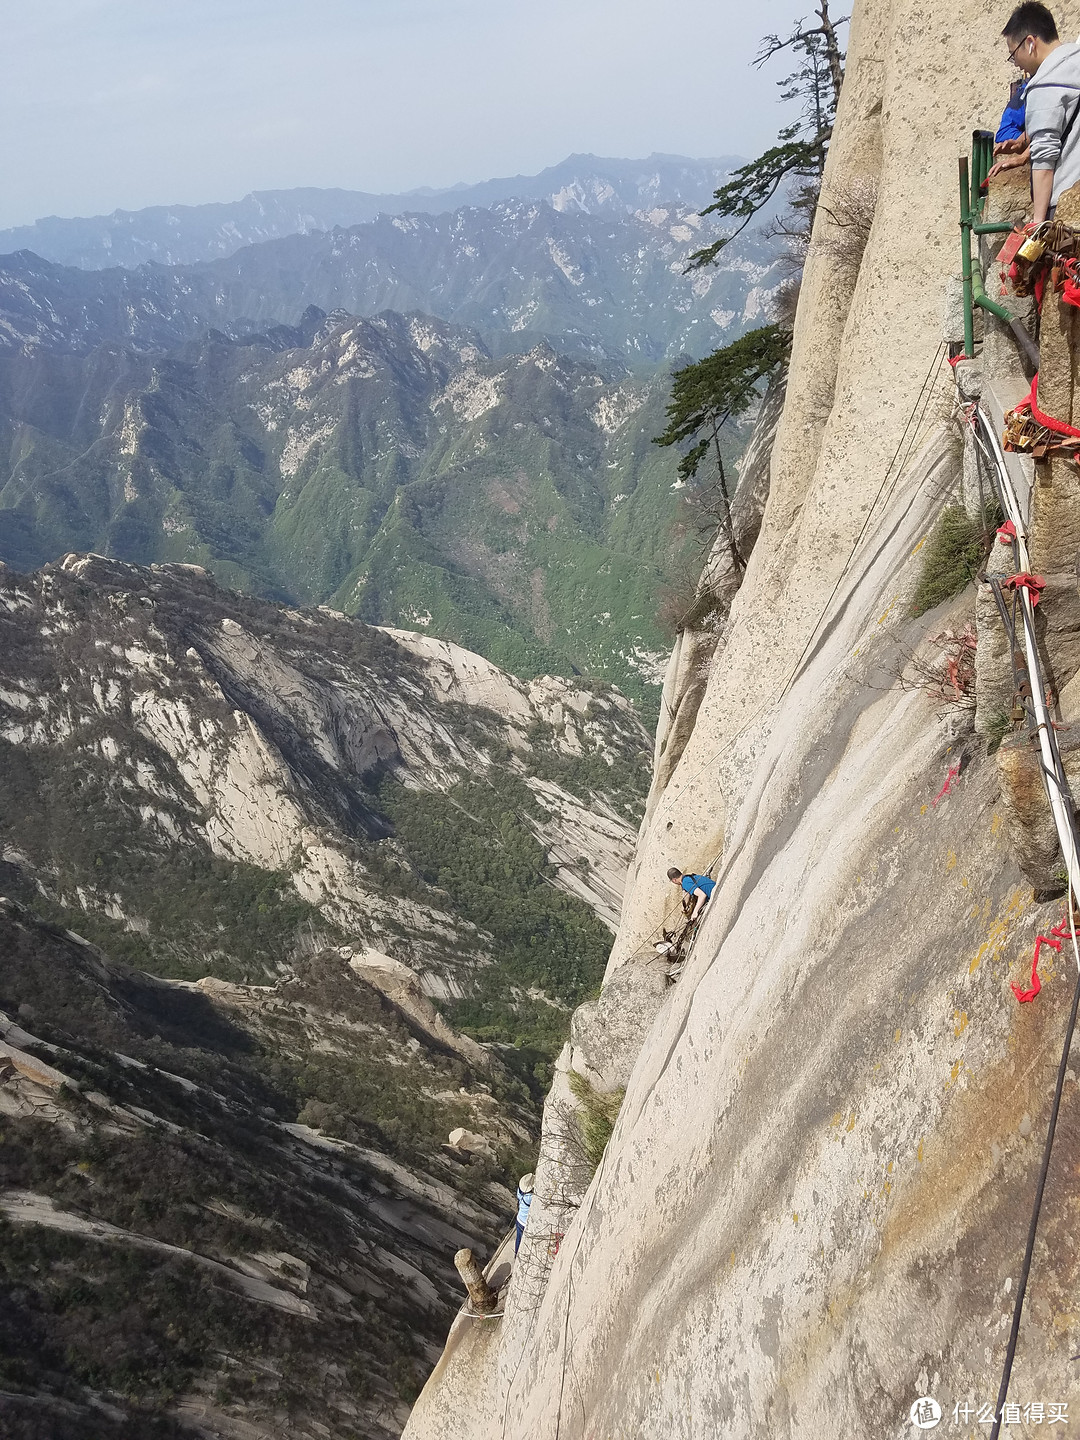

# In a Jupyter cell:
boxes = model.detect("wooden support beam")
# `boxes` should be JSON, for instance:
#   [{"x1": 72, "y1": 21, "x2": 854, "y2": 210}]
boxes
[{"x1": 454, "y1": 1248, "x2": 498, "y2": 1314}]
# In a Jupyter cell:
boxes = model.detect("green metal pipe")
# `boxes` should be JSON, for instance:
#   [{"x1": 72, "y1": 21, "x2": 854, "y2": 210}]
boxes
[
  {"x1": 959, "y1": 150, "x2": 1039, "y2": 367},
  {"x1": 972, "y1": 129, "x2": 995, "y2": 213},
  {"x1": 971, "y1": 264, "x2": 1012, "y2": 322},
  {"x1": 973, "y1": 220, "x2": 1016, "y2": 234},
  {"x1": 972, "y1": 265, "x2": 1041, "y2": 366}
]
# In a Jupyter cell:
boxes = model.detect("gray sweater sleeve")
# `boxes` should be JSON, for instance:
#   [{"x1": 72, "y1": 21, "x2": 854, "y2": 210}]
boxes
[
  {"x1": 1027, "y1": 84, "x2": 1071, "y2": 170},
  {"x1": 1026, "y1": 45, "x2": 1080, "y2": 175}
]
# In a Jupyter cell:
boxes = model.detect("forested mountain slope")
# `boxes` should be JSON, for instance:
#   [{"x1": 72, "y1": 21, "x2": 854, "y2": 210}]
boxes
[
  {"x1": 0, "y1": 552, "x2": 649, "y2": 1062},
  {"x1": 0, "y1": 311, "x2": 734, "y2": 707}
]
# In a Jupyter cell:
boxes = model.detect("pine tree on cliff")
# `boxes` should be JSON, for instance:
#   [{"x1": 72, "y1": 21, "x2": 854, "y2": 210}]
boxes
[
  {"x1": 688, "y1": 0, "x2": 848, "y2": 270},
  {"x1": 654, "y1": 325, "x2": 791, "y2": 575}
]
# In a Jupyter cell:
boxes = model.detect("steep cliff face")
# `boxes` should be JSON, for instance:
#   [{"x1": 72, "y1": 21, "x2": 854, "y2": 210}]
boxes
[{"x1": 403, "y1": 2, "x2": 1080, "y2": 1436}]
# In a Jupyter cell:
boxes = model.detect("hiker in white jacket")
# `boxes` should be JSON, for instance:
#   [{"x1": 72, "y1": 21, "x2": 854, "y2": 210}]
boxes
[{"x1": 1002, "y1": 3, "x2": 1080, "y2": 221}]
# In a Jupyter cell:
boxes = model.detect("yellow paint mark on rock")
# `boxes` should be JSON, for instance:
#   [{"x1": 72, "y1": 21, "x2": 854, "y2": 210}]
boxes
[
  {"x1": 946, "y1": 1057, "x2": 966, "y2": 1089},
  {"x1": 991, "y1": 812, "x2": 1003, "y2": 835},
  {"x1": 846, "y1": 1111, "x2": 857, "y2": 1132},
  {"x1": 877, "y1": 597, "x2": 898, "y2": 625},
  {"x1": 946, "y1": 849, "x2": 958, "y2": 871},
  {"x1": 953, "y1": 1010, "x2": 969, "y2": 1037},
  {"x1": 894, "y1": 1028, "x2": 902, "y2": 1044},
  {"x1": 887, "y1": 1160, "x2": 895, "y2": 1174},
  {"x1": 916, "y1": 1138, "x2": 925, "y2": 1163},
  {"x1": 793, "y1": 1213, "x2": 799, "y2": 1224},
  {"x1": 911, "y1": 535, "x2": 928, "y2": 556},
  {"x1": 920, "y1": 803, "x2": 928, "y2": 815},
  {"x1": 969, "y1": 889, "x2": 1029, "y2": 975}
]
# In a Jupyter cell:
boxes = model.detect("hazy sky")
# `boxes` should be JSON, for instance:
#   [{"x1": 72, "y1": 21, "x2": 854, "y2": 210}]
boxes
[{"x1": 2, "y1": 0, "x2": 815, "y2": 228}]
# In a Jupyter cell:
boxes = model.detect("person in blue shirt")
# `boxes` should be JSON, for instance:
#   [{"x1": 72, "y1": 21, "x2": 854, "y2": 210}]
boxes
[
  {"x1": 989, "y1": 78, "x2": 1032, "y2": 180},
  {"x1": 515, "y1": 1172, "x2": 534, "y2": 1254},
  {"x1": 666, "y1": 867, "x2": 715, "y2": 922},
  {"x1": 998, "y1": 78, "x2": 1028, "y2": 143}
]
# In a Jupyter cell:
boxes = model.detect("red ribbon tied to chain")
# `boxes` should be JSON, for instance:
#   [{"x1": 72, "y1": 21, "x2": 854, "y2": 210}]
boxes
[
  {"x1": 1062, "y1": 256, "x2": 1080, "y2": 309},
  {"x1": 1012, "y1": 931, "x2": 1059, "y2": 1002},
  {"x1": 997, "y1": 519, "x2": 1018, "y2": 543},
  {"x1": 1013, "y1": 373, "x2": 1080, "y2": 438},
  {"x1": 1002, "y1": 572, "x2": 1046, "y2": 606}
]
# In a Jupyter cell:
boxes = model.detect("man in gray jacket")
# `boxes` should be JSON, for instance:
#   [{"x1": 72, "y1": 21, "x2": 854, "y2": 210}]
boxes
[{"x1": 1003, "y1": 3, "x2": 1080, "y2": 221}]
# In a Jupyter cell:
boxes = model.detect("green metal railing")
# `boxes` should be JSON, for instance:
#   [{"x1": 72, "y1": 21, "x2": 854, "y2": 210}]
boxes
[{"x1": 959, "y1": 128, "x2": 1039, "y2": 366}]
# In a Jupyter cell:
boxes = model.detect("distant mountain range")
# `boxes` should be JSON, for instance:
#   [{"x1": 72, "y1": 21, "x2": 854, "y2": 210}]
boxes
[
  {"x1": 0, "y1": 154, "x2": 742, "y2": 270},
  {"x1": 0, "y1": 197, "x2": 779, "y2": 371}
]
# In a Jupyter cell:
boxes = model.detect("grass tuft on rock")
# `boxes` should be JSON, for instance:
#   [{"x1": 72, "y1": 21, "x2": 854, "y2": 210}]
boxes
[
  {"x1": 910, "y1": 505, "x2": 993, "y2": 617},
  {"x1": 567, "y1": 1070, "x2": 625, "y2": 1173}
]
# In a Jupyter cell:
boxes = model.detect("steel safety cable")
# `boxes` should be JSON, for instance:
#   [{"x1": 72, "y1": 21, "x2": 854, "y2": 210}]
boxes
[
  {"x1": 988, "y1": 882, "x2": 1080, "y2": 1440},
  {"x1": 975, "y1": 405, "x2": 1080, "y2": 915},
  {"x1": 973, "y1": 400, "x2": 1080, "y2": 1427}
]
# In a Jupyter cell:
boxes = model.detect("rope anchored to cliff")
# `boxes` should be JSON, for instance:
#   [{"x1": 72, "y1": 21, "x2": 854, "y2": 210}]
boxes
[{"x1": 973, "y1": 402, "x2": 1080, "y2": 1436}]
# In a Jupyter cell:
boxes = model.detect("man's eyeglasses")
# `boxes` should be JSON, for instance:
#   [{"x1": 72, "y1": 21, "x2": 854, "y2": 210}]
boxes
[{"x1": 1008, "y1": 35, "x2": 1030, "y2": 63}]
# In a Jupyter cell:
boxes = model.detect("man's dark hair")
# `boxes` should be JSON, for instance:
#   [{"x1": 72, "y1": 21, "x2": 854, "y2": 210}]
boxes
[
  {"x1": 667, "y1": 866, "x2": 683, "y2": 880},
  {"x1": 1003, "y1": 3, "x2": 1059, "y2": 43}
]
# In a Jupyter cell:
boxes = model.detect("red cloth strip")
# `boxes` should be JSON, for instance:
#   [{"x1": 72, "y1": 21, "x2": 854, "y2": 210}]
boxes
[
  {"x1": 1019, "y1": 372, "x2": 1080, "y2": 438},
  {"x1": 1002, "y1": 572, "x2": 1046, "y2": 605},
  {"x1": 932, "y1": 764, "x2": 960, "y2": 808},
  {"x1": 1012, "y1": 930, "x2": 1062, "y2": 1003}
]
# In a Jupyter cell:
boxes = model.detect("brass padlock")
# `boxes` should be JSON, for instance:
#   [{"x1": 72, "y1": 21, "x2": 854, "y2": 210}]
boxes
[{"x1": 1018, "y1": 234, "x2": 1047, "y2": 261}]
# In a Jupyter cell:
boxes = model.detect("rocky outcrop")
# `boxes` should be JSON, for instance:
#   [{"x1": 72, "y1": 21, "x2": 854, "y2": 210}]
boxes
[{"x1": 0, "y1": 899, "x2": 514, "y2": 1439}]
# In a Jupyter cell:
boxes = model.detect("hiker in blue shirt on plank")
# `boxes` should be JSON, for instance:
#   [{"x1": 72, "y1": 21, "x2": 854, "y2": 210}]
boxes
[{"x1": 667, "y1": 867, "x2": 715, "y2": 922}]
